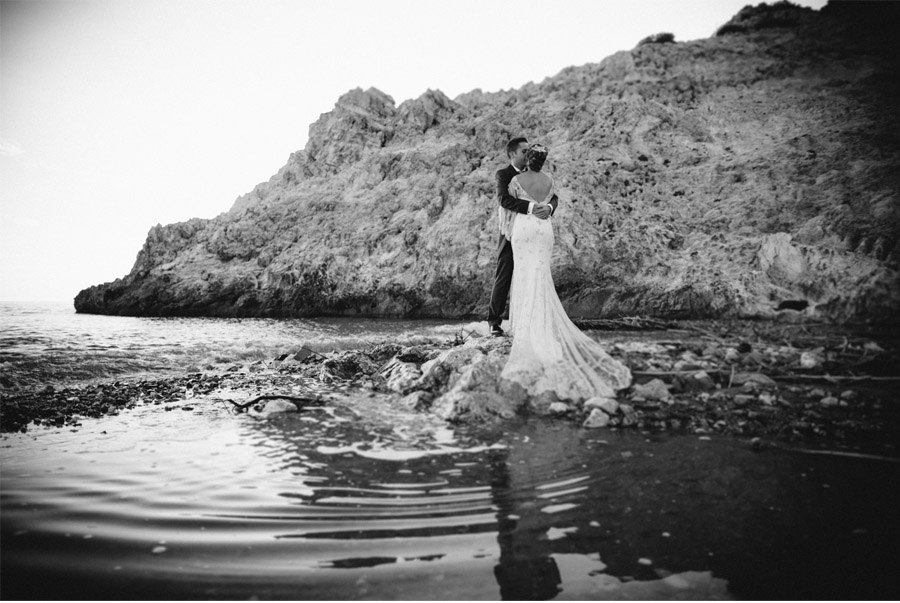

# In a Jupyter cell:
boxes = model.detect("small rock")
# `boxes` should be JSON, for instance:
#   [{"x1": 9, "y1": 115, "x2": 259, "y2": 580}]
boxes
[
  {"x1": 820, "y1": 396, "x2": 839, "y2": 407},
  {"x1": 688, "y1": 371, "x2": 716, "y2": 391},
  {"x1": 583, "y1": 408, "x2": 611, "y2": 428},
  {"x1": 701, "y1": 344, "x2": 720, "y2": 357},
  {"x1": 724, "y1": 347, "x2": 740, "y2": 362},
  {"x1": 151, "y1": 546, "x2": 167, "y2": 554},
  {"x1": 733, "y1": 372, "x2": 777, "y2": 387},
  {"x1": 758, "y1": 392, "x2": 775, "y2": 406},
  {"x1": 839, "y1": 389, "x2": 858, "y2": 401},
  {"x1": 400, "y1": 390, "x2": 433, "y2": 411},
  {"x1": 741, "y1": 351, "x2": 765, "y2": 365},
  {"x1": 750, "y1": 437, "x2": 763, "y2": 451},
  {"x1": 619, "y1": 404, "x2": 638, "y2": 426},
  {"x1": 533, "y1": 390, "x2": 561, "y2": 414},
  {"x1": 631, "y1": 379, "x2": 671, "y2": 402},
  {"x1": 548, "y1": 402, "x2": 570, "y2": 415},
  {"x1": 247, "y1": 360, "x2": 267, "y2": 372},
  {"x1": 800, "y1": 351, "x2": 821, "y2": 369},
  {"x1": 261, "y1": 399, "x2": 298, "y2": 413},
  {"x1": 674, "y1": 360, "x2": 704, "y2": 371},
  {"x1": 638, "y1": 557, "x2": 653, "y2": 566},
  {"x1": 585, "y1": 396, "x2": 619, "y2": 414},
  {"x1": 734, "y1": 394, "x2": 756, "y2": 407}
]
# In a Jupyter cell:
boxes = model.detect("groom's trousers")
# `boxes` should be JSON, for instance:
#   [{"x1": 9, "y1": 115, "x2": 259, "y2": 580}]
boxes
[{"x1": 488, "y1": 235, "x2": 514, "y2": 326}]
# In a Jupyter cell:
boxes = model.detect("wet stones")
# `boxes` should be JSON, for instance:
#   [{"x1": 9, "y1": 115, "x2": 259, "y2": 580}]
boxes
[
  {"x1": 632, "y1": 379, "x2": 673, "y2": 403},
  {"x1": 319, "y1": 350, "x2": 379, "y2": 382},
  {"x1": 678, "y1": 370, "x2": 716, "y2": 391},
  {"x1": 731, "y1": 372, "x2": 777, "y2": 388},
  {"x1": 584, "y1": 408, "x2": 611, "y2": 428},
  {"x1": 431, "y1": 353, "x2": 514, "y2": 422},
  {"x1": 585, "y1": 397, "x2": 620, "y2": 415},
  {"x1": 380, "y1": 358, "x2": 422, "y2": 394},
  {"x1": 583, "y1": 399, "x2": 639, "y2": 429},
  {"x1": 258, "y1": 399, "x2": 299, "y2": 414},
  {"x1": 417, "y1": 346, "x2": 485, "y2": 393},
  {"x1": 549, "y1": 402, "x2": 571, "y2": 415},
  {"x1": 400, "y1": 390, "x2": 434, "y2": 411}
]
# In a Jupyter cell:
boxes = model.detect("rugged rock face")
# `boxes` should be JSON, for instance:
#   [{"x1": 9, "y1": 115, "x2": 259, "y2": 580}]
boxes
[{"x1": 75, "y1": 2, "x2": 900, "y2": 322}]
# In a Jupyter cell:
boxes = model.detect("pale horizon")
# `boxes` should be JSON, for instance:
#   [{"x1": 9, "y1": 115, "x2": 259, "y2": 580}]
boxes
[{"x1": 1, "y1": 0, "x2": 828, "y2": 303}]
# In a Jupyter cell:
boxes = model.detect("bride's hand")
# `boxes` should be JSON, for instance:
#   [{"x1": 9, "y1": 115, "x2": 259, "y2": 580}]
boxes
[{"x1": 533, "y1": 204, "x2": 551, "y2": 220}]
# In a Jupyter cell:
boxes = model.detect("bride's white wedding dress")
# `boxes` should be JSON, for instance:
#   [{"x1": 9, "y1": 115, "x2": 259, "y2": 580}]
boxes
[{"x1": 500, "y1": 174, "x2": 632, "y2": 401}]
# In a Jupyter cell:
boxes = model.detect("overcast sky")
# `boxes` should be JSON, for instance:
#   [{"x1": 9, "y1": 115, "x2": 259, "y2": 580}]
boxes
[{"x1": 0, "y1": 0, "x2": 828, "y2": 302}]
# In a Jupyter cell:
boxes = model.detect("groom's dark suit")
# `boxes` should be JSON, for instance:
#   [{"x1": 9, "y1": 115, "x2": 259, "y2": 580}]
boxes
[{"x1": 487, "y1": 165, "x2": 558, "y2": 329}]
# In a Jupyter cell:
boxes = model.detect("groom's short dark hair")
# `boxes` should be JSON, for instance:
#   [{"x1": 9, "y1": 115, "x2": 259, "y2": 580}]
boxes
[{"x1": 506, "y1": 137, "x2": 528, "y2": 157}]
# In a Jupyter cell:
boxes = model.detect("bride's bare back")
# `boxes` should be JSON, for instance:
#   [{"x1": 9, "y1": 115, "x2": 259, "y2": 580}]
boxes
[{"x1": 514, "y1": 171, "x2": 553, "y2": 204}]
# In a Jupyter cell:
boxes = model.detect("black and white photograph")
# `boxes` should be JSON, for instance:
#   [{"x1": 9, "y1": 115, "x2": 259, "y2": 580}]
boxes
[{"x1": 1, "y1": 0, "x2": 898, "y2": 599}]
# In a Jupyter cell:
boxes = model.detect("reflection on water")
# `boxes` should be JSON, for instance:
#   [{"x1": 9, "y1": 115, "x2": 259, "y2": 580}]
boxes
[
  {"x1": 2, "y1": 392, "x2": 899, "y2": 599},
  {"x1": 0, "y1": 301, "x2": 472, "y2": 387}
]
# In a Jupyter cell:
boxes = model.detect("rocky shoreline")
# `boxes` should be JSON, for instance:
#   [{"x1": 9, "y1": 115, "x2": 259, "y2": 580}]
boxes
[{"x1": 2, "y1": 320, "x2": 898, "y2": 456}]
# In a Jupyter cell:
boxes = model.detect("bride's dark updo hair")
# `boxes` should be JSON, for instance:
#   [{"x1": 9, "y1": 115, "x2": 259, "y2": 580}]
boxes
[{"x1": 525, "y1": 143, "x2": 548, "y2": 172}]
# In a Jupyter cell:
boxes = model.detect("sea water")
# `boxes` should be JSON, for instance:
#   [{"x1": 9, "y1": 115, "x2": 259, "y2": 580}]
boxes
[
  {"x1": 2, "y1": 302, "x2": 898, "y2": 599},
  {"x1": 0, "y1": 301, "x2": 471, "y2": 389}
]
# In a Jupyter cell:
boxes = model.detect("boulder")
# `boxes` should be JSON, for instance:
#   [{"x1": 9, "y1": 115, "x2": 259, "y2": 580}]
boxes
[
  {"x1": 417, "y1": 345, "x2": 486, "y2": 393},
  {"x1": 380, "y1": 357, "x2": 423, "y2": 394}
]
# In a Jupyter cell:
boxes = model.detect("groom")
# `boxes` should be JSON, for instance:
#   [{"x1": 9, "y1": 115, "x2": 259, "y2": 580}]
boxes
[{"x1": 487, "y1": 136, "x2": 558, "y2": 336}]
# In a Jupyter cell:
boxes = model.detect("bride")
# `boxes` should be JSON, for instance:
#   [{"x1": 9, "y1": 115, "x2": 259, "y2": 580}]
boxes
[{"x1": 499, "y1": 143, "x2": 632, "y2": 402}]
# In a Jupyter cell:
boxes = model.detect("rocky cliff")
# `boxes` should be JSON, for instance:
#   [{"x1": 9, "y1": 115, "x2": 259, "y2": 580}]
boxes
[{"x1": 75, "y1": 1, "x2": 900, "y2": 322}]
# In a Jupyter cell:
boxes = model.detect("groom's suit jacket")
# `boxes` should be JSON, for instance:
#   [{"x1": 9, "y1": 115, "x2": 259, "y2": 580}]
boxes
[{"x1": 495, "y1": 165, "x2": 559, "y2": 216}]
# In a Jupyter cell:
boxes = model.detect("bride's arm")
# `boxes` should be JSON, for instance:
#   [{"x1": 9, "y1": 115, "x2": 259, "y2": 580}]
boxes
[{"x1": 545, "y1": 174, "x2": 559, "y2": 216}]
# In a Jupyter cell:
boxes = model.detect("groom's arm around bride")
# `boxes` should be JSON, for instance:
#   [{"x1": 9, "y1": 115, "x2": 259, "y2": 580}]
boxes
[{"x1": 496, "y1": 168, "x2": 558, "y2": 219}]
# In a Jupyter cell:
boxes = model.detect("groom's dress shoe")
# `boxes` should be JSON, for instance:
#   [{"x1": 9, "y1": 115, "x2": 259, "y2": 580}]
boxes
[{"x1": 490, "y1": 324, "x2": 505, "y2": 337}]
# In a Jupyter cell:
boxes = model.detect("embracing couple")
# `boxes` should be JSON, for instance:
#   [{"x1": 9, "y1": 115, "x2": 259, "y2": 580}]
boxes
[{"x1": 487, "y1": 137, "x2": 632, "y2": 402}]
